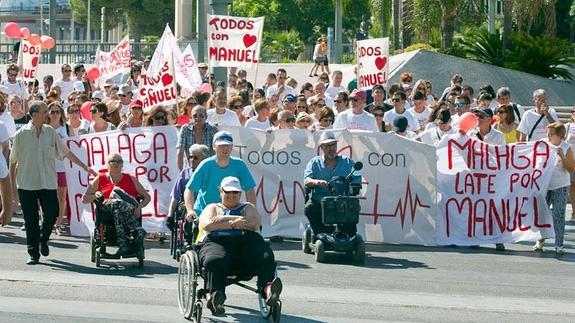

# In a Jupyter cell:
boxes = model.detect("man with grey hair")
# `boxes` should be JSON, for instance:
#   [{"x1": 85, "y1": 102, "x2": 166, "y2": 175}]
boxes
[
  {"x1": 325, "y1": 70, "x2": 345, "y2": 100},
  {"x1": 166, "y1": 144, "x2": 210, "y2": 243},
  {"x1": 10, "y1": 101, "x2": 96, "y2": 265},
  {"x1": 517, "y1": 89, "x2": 558, "y2": 142},
  {"x1": 496, "y1": 86, "x2": 524, "y2": 122},
  {"x1": 177, "y1": 105, "x2": 218, "y2": 171}
]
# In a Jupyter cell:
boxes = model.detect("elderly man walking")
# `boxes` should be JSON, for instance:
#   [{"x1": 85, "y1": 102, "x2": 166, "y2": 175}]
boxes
[{"x1": 10, "y1": 101, "x2": 95, "y2": 265}]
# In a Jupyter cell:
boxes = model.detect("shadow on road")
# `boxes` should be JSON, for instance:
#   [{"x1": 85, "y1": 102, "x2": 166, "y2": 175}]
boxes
[
  {"x1": 276, "y1": 259, "x2": 311, "y2": 270},
  {"x1": 223, "y1": 304, "x2": 326, "y2": 323},
  {"x1": 41, "y1": 259, "x2": 178, "y2": 277}
]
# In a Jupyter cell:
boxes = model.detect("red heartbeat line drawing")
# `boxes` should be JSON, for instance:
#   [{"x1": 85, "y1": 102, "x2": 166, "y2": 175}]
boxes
[{"x1": 360, "y1": 177, "x2": 431, "y2": 227}]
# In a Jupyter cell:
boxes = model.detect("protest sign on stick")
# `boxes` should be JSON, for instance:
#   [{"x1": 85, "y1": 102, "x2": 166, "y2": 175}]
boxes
[
  {"x1": 356, "y1": 37, "x2": 389, "y2": 91},
  {"x1": 17, "y1": 38, "x2": 41, "y2": 84},
  {"x1": 94, "y1": 35, "x2": 131, "y2": 87},
  {"x1": 207, "y1": 15, "x2": 265, "y2": 68}
]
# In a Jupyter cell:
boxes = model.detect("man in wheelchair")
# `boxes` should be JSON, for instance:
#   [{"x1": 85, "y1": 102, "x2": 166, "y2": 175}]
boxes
[
  {"x1": 304, "y1": 131, "x2": 361, "y2": 237},
  {"x1": 83, "y1": 153, "x2": 151, "y2": 258},
  {"x1": 196, "y1": 176, "x2": 282, "y2": 316}
]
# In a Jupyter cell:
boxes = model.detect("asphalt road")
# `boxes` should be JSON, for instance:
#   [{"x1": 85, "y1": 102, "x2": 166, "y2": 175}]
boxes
[{"x1": 1, "y1": 214, "x2": 574, "y2": 323}]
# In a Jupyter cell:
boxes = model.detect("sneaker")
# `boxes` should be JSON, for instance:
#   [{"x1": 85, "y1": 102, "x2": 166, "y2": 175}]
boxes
[
  {"x1": 40, "y1": 241, "x2": 49, "y2": 257},
  {"x1": 533, "y1": 239, "x2": 545, "y2": 252},
  {"x1": 263, "y1": 277, "x2": 283, "y2": 306},
  {"x1": 495, "y1": 244, "x2": 505, "y2": 251},
  {"x1": 206, "y1": 290, "x2": 226, "y2": 316},
  {"x1": 556, "y1": 247, "x2": 566, "y2": 255},
  {"x1": 20, "y1": 224, "x2": 25, "y2": 231},
  {"x1": 26, "y1": 257, "x2": 39, "y2": 265}
]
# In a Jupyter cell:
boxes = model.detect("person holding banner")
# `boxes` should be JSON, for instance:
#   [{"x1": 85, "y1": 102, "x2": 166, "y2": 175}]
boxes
[
  {"x1": 533, "y1": 122, "x2": 575, "y2": 255},
  {"x1": 332, "y1": 89, "x2": 378, "y2": 132},
  {"x1": 416, "y1": 107, "x2": 455, "y2": 146},
  {"x1": 10, "y1": 101, "x2": 96, "y2": 265},
  {"x1": 184, "y1": 131, "x2": 256, "y2": 221},
  {"x1": 207, "y1": 88, "x2": 240, "y2": 127},
  {"x1": 517, "y1": 89, "x2": 558, "y2": 142}
]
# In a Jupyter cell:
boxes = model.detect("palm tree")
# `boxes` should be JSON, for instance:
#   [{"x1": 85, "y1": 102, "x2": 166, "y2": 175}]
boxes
[
  {"x1": 437, "y1": 0, "x2": 460, "y2": 50},
  {"x1": 502, "y1": 0, "x2": 514, "y2": 49}
]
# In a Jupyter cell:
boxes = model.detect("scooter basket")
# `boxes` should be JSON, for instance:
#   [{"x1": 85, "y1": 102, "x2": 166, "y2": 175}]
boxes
[{"x1": 321, "y1": 196, "x2": 360, "y2": 225}]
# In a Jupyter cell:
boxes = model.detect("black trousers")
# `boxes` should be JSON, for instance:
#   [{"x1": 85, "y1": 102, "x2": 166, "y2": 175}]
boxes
[
  {"x1": 304, "y1": 200, "x2": 356, "y2": 236},
  {"x1": 198, "y1": 231, "x2": 276, "y2": 294},
  {"x1": 18, "y1": 189, "x2": 59, "y2": 258}
]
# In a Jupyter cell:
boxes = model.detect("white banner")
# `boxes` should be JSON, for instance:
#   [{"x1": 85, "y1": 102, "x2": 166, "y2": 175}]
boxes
[
  {"x1": 138, "y1": 53, "x2": 177, "y2": 111},
  {"x1": 148, "y1": 25, "x2": 202, "y2": 94},
  {"x1": 64, "y1": 126, "x2": 179, "y2": 237},
  {"x1": 222, "y1": 127, "x2": 438, "y2": 244},
  {"x1": 356, "y1": 37, "x2": 389, "y2": 90},
  {"x1": 207, "y1": 14, "x2": 265, "y2": 68},
  {"x1": 436, "y1": 134, "x2": 556, "y2": 245},
  {"x1": 94, "y1": 35, "x2": 131, "y2": 86},
  {"x1": 17, "y1": 38, "x2": 41, "y2": 83}
]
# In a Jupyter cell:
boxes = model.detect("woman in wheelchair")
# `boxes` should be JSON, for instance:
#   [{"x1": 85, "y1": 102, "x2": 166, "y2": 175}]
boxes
[
  {"x1": 82, "y1": 153, "x2": 151, "y2": 257},
  {"x1": 197, "y1": 176, "x2": 282, "y2": 316}
]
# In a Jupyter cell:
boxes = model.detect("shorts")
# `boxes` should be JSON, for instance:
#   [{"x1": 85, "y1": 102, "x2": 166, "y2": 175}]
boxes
[
  {"x1": 57, "y1": 172, "x2": 67, "y2": 187},
  {"x1": 314, "y1": 57, "x2": 325, "y2": 65}
]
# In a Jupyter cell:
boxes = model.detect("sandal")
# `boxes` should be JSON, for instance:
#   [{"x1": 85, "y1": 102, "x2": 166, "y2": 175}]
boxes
[{"x1": 55, "y1": 227, "x2": 63, "y2": 235}]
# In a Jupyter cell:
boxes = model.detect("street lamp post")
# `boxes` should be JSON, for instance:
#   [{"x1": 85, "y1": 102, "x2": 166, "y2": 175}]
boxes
[
  {"x1": 334, "y1": 0, "x2": 342, "y2": 64},
  {"x1": 209, "y1": 0, "x2": 232, "y2": 86}
]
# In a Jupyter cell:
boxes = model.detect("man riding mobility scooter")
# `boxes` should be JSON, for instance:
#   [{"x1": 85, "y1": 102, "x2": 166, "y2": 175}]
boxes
[{"x1": 302, "y1": 131, "x2": 366, "y2": 263}]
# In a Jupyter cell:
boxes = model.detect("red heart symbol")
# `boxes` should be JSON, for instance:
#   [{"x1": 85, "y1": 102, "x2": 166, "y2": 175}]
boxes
[
  {"x1": 375, "y1": 57, "x2": 387, "y2": 70},
  {"x1": 31, "y1": 57, "x2": 38, "y2": 67},
  {"x1": 243, "y1": 34, "x2": 257, "y2": 48},
  {"x1": 161, "y1": 73, "x2": 173, "y2": 87}
]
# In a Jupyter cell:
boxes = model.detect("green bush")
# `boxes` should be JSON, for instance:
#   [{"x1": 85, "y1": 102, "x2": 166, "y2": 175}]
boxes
[{"x1": 404, "y1": 43, "x2": 438, "y2": 53}]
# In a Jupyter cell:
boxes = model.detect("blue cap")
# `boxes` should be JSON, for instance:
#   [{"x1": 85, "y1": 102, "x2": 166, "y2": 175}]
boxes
[
  {"x1": 213, "y1": 131, "x2": 233, "y2": 146},
  {"x1": 283, "y1": 94, "x2": 297, "y2": 103}
]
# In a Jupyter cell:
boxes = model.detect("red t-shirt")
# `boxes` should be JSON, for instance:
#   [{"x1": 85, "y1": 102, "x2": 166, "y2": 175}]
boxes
[{"x1": 98, "y1": 173, "x2": 138, "y2": 199}]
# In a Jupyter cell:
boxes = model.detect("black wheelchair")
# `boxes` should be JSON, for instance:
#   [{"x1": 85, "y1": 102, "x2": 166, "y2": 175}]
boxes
[
  {"x1": 177, "y1": 225, "x2": 282, "y2": 322},
  {"x1": 169, "y1": 201, "x2": 191, "y2": 262},
  {"x1": 89, "y1": 194, "x2": 145, "y2": 267},
  {"x1": 302, "y1": 161, "x2": 366, "y2": 264}
]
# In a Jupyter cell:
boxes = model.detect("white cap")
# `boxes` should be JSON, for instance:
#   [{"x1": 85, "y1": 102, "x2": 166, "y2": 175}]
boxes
[
  {"x1": 91, "y1": 90, "x2": 105, "y2": 100},
  {"x1": 220, "y1": 176, "x2": 242, "y2": 192},
  {"x1": 319, "y1": 131, "x2": 337, "y2": 145},
  {"x1": 213, "y1": 131, "x2": 233, "y2": 146}
]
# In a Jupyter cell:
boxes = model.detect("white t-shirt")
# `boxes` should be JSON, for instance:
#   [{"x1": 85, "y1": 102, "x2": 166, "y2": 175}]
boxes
[
  {"x1": 2, "y1": 80, "x2": 29, "y2": 100},
  {"x1": 207, "y1": 108, "x2": 241, "y2": 127},
  {"x1": 418, "y1": 126, "x2": 456, "y2": 146},
  {"x1": 469, "y1": 127, "x2": 506, "y2": 145},
  {"x1": 332, "y1": 110, "x2": 378, "y2": 132},
  {"x1": 245, "y1": 117, "x2": 271, "y2": 130},
  {"x1": 517, "y1": 108, "x2": 558, "y2": 141},
  {"x1": 407, "y1": 107, "x2": 431, "y2": 131},
  {"x1": 547, "y1": 140, "x2": 571, "y2": 190},
  {"x1": 0, "y1": 121, "x2": 8, "y2": 178},
  {"x1": 54, "y1": 125, "x2": 69, "y2": 172},
  {"x1": 0, "y1": 111, "x2": 16, "y2": 138},
  {"x1": 69, "y1": 119, "x2": 90, "y2": 136},
  {"x1": 565, "y1": 122, "x2": 575, "y2": 152},
  {"x1": 325, "y1": 85, "x2": 345, "y2": 100},
  {"x1": 383, "y1": 109, "x2": 419, "y2": 132},
  {"x1": 266, "y1": 84, "x2": 296, "y2": 101},
  {"x1": 53, "y1": 79, "x2": 75, "y2": 101}
]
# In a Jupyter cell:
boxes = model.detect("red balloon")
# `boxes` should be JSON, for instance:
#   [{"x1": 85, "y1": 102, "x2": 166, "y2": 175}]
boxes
[
  {"x1": 40, "y1": 35, "x2": 55, "y2": 49},
  {"x1": 81, "y1": 102, "x2": 93, "y2": 122},
  {"x1": 4, "y1": 22, "x2": 21, "y2": 38},
  {"x1": 20, "y1": 27, "x2": 30, "y2": 39},
  {"x1": 86, "y1": 67, "x2": 100, "y2": 81},
  {"x1": 28, "y1": 34, "x2": 41, "y2": 46},
  {"x1": 458, "y1": 112, "x2": 478, "y2": 133}
]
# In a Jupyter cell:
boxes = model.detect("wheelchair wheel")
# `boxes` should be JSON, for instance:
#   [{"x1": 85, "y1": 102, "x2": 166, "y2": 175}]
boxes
[
  {"x1": 178, "y1": 251, "x2": 200, "y2": 320},
  {"x1": 302, "y1": 230, "x2": 311, "y2": 254},
  {"x1": 315, "y1": 240, "x2": 326, "y2": 263},
  {"x1": 353, "y1": 240, "x2": 366, "y2": 264},
  {"x1": 90, "y1": 234, "x2": 96, "y2": 263}
]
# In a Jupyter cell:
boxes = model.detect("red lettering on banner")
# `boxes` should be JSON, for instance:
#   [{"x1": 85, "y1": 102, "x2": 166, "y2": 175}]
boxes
[
  {"x1": 90, "y1": 137, "x2": 106, "y2": 165},
  {"x1": 117, "y1": 134, "x2": 132, "y2": 162},
  {"x1": 209, "y1": 47, "x2": 259, "y2": 63},
  {"x1": 255, "y1": 178, "x2": 306, "y2": 214},
  {"x1": 533, "y1": 197, "x2": 551, "y2": 228},
  {"x1": 209, "y1": 17, "x2": 255, "y2": 31},
  {"x1": 359, "y1": 72, "x2": 387, "y2": 88}
]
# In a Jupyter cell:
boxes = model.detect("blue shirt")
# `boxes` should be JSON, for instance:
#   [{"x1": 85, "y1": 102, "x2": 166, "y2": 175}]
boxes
[
  {"x1": 171, "y1": 167, "x2": 194, "y2": 202},
  {"x1": 304, "y1": 155, "x2": 359, "y2": 203},
  {"x1": 186, "y1": 156, "x2": 256, "y2": 215}
]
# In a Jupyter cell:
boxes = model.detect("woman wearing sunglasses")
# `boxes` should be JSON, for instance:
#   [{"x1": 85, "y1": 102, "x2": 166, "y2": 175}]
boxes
[
  {"x1": 88, "y1": 103, "x2": 116, "y2": 133},
  {"x1": 144, "y1": 105, "x2": 170, "y2": 127},
  {"x1": 493, "y1": 104, "x2": 519, "y2": 144}
]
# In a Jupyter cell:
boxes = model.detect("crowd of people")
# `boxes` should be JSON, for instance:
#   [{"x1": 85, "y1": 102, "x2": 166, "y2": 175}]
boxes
[{"x1": 0, "y1": 57, "x2": 573, "y2": 266}]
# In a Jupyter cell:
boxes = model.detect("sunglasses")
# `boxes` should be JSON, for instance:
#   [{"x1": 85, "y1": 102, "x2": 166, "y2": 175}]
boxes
[
  {"x1": 90, "y1": 109, "x2": 99, "y2": 113},
  {"x1": 223, "y1": 190, "x2": 241, "y2": 195},
  {"x1": 392, "y1": 98, "x2": 401, "y2": 103},
  {"x1": 108, "y1": 159, "x2": 123, "y2": 164},
  {"x1": 373, "y1": 113, "x2": 384, "y2": 117},
  {"x1": 153, "y1": 114, "x2": 166, "y2": 120},
  {"x1": 68, "y1": 109, "x2": 80, "y2": 114},
  {"x1": 8, "y1": 73, "x2": 17, "y2": 77},
  {"x1": 334, "y1": 100, "x2": 342, "y2": 103},
  {"x1": 497, "y1": 110, "x2": 507, "y2": 114},
  {"x1": 192, "y1": 113, "x2": 206, "y2": 118},
  {"x1": 299, "y1": 119, "x2": 311, "y2": 123},
  {"x1": 49, "y1": 110, "x2": 61, "y2": 115},
  {"x1": 63, "y1": 70, "x2": 72, "y2": 72},
  {"x1": 284, "y1": 117, "x2": 296, "y2": 123},
  {"x1": 119, "y1": 94, "x2": 127, "y2": 97}
]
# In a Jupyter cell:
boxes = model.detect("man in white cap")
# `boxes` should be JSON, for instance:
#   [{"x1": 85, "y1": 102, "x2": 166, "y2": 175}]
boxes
[
  {"x1": 303, "y1": 131, "x2": 361, "y2": 236},
  {"x1": 184, "y1": 130, "x2": 256, "y2": 220},
  {"x1": 117, "y1": 84, "x2": 133, "y2": 116}
]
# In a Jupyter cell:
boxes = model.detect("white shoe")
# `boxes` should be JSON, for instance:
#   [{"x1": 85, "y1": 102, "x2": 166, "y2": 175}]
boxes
[
  {"x1": 533, "y1": 239, "x2": 544, "y2": 251},
  {"x1": 555, "y1": 247, "x2": 566, "y2": 255}
]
